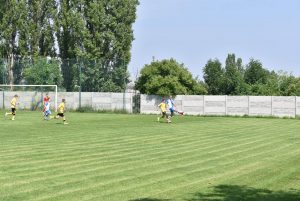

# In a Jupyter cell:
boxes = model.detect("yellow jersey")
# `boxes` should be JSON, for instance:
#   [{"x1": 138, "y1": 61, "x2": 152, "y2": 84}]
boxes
[
  {"x1": 11, "y1": 97, "x2": 17, "y2": 108},
  {"x1": 58, "y1": 102, "x2": 65, "y2": 113},
  {"x1": 158, "y1": 102, "x2": 167, "y2": 112}
]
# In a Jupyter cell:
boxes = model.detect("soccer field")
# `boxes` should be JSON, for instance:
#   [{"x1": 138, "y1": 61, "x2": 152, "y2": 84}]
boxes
[{"x1": 1, "y1": 112, "x2": 300, "y2": 201}]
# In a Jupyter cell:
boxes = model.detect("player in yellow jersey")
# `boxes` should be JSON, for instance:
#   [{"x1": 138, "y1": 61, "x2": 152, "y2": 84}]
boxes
[
  {"x1": 157, "y1": 98, "x2": 170, "y2": 123},
  {"x1": 5, "y1": 94, "x2": 19, "y2": 120},
  {"x1": 55, "y1": 99, "x2": 68, "y2": 124}
]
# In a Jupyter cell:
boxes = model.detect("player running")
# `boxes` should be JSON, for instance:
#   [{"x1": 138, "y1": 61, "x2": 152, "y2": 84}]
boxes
[
  {"x1": 5, "y1": 94, "x2": 19, "y2": 120},
  {"x1": 55, "y1": 99, "x2": 68, "y2": 124},
  {"x1": 167, "y1": 95, "x2": 184, "y2": 118},
  {"x1": 167, "y1": 96, "x2": 176, "y2": 117},
  {"x1": 43, "y1": 93, "x2": 52, "y2": 120},
  {"x1": 157, "y1": 98, "x2": 170, "y2": 123},
  {"x1": 43, "y1": 101, "x2": 52, "y2": 120},
  {"x1": 43, "y1": 93, "x2": 50, "y2": 105}
]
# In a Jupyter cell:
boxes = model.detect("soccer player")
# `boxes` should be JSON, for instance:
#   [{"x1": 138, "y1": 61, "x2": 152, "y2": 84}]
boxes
[
  {"x1": 43, "y1": 93, "x2": 50, "y2": 112},
  {"x1": 5, "y1": 94, "x2": 19, "y2": 120},
  {"x1": 157, "y1": 98, "x2": 170, "y2": 123},
  {"x1": 167, "y1": 95, "x2": 175, "y2": 117},
  {"x1": 43, "y1": 101, "x2": 52, "y2": 120},
  {"x1": 167, "y1": 95, "x2": 184, "y2": 118},
  {"x1": 43, "y1": 93, "x2": 50, "y2": 105},
  {"x1": 43, "y1": 93, "x2": 52, "y2": 120},
  {"x1": 55, "y1": 99, "x2": 68, "y2": 124}
]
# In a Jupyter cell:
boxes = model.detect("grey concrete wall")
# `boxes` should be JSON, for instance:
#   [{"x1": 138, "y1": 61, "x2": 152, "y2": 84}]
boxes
[
  {"x1": 272, "y1": 96, "x2": 296, "y2": 117},
  {"x1": 227, "y1": 96, "x2": 249, "y2": 116},
  {"x1": 296, "y1": 96, "x2": 300, "y2": 117},
  {"x1": 249, "y1": 96, "x2": 272, "y2": 116},
  {"x1": 0, "y1": 91, "x2": 3, "y2": 108},
  {"x1": 1, "y1": 91, "x2": 46, "y2": 110},
  {"x1": 205, "y1": 95, "x2": 226, "y2": 115},
  {"x1": 182, "y1": 95, "x2": 204, "y2": 115},
  {"x1": 2, "y1": 91, "x2": 299, "y2": 117},
  {"x1": 140, "y1": 94, "x2": 162, "y2": 114},
  {"x1": 1, "y1": 91, "x2": 133, "y2": 113},
  {"x1": 140, "y1": 95, "x2": 300, "y2": 118}
]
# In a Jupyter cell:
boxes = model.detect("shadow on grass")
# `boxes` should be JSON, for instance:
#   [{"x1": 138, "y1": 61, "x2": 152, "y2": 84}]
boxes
[
  {"x1": 189, "y1": 185, "x2": 300, "y2": 201},
  {"x1": 129, "y1": 199, "x2": 170, "y2": 201}
]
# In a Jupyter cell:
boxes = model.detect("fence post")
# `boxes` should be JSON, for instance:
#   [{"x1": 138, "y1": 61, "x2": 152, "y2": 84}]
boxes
[
  {"x1": 248, "y1": 96, "x2": 250, "y2": 116},
  {"x1": 140, "y1": 94, "x2": 142, "y2": 114},
  {"x1": 79, "y1": 62, "x2": 82, "y2": 109},
  {"x1": 225, "y1": 95, "x2": 228, "y2": 116},
  {"x1": 271, "y1": 96, "x2": 273, "y2": 116},
  {"x1": 203, "y1": 95, "x2": 205, "y2": 116},
  {"x1": 295, "y1": 96, "x2": 297, "y2": 118},
  {"x1": 91, "y1": 92, "x2": 93, "y2": 109},
  {"x1": 2, "y1": 91, "x2": 4, "y2": 109},
  {"x1": 123, "y1": 91, "x2": 126, "y2": 111}
]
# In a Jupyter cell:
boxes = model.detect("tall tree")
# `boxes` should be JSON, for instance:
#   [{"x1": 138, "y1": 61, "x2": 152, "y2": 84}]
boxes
[
  {"x1": 23, "y1": 58, "x2": 63, "y2": 86},
  {"x1": 0, "y1": 0, "x2": 28, "y2": 85},
  {"x1": 55, "y1": 0, "x2": 139, "y2": 92},
  {"x1": 27, "y1": 0, "x2": 58, "y2": 57},
  {"x1": 135, "y1": 59, "x2": 207, "y2": 96},
  {"x1": 244, "y1": 59, "x2": 269, "y2": 85},
  {"x1": 56, "y1": 0, "x2": 86, "y2": 91},
  {"x1": 223, "y1": 54, "x2": 246, "y2": 95},
  {"x1": 203, "y1": 59, "x2": 224, "y2": 95},
  {"x1": 1, "y1": 0, "x2": 139, "y2": 91}
]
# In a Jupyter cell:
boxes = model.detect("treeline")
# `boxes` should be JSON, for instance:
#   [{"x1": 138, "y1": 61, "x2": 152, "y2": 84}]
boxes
[
  {"x1": 0, "y1": 0, "x2": 139, "y2": 92},
  {"x1": 204, "y1": 54, "x2": 300, "y2": 96},
  {"x1": 135, "y1": 55, "x2": 300, "y2": 96}
]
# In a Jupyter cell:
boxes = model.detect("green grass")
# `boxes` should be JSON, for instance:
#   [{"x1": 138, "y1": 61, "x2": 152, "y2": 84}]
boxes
[{"x1": 0, "y1": 111, "x2": 300, "y2": 201}]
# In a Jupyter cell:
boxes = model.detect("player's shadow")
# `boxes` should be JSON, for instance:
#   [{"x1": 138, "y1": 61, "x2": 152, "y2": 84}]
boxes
[{"x1": 188, "y1": 184, "x2": 300, "y2": 201}]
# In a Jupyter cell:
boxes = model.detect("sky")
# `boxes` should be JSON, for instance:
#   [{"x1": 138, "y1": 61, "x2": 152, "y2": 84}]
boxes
[{"x1": 129, "y1": 0, "x2": 300, "y2": 80}]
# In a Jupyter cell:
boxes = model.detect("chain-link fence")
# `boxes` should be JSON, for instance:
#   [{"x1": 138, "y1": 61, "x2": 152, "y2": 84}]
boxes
[
  {"x1": 0, "y1": 57, "x2": 140, "y2": 112},
  {"x1": 0, "y1": 57, "x2": 129, "y2": 91}
]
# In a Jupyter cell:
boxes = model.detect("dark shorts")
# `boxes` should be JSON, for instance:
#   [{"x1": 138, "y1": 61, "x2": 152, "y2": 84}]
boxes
[
  {"x1": 161, "y1": 111, "x2": 167, "y2": 118},
  {"x1": 57, "y1": 113, "x2": 64, "y2": 117},
  {"x1": 11, "y1": 108, "x2": 16, "y2": 115},
  {"x1": 169, "y1": 108, "x2": 175, "y2": 117}
]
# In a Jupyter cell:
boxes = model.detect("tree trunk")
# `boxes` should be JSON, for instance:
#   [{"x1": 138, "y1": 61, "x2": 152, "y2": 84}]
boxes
[{"x1": 8, "y1": 54, "x2": 14, "y2": 89}]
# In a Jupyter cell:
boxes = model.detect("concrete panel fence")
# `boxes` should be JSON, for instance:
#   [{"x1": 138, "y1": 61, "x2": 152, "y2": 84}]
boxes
[
  {"x1": 1, "y1": 91, "x2": 299, "y2": 117},
  {"x1": 1, "y1": 91, "x2": 134, "y2": 113},
  {"x1": 140, "y1": 95, "x2": 300, "y2": 118}
]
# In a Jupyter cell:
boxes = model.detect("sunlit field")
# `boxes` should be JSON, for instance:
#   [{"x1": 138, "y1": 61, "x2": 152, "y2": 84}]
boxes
[{"x1": 1, "y1": 112, "x2": 300, "y2": 201}]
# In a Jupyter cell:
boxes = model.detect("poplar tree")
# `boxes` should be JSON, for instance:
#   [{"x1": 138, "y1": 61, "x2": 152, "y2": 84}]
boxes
[
  {"x1": 1, "y1": 0, "x2": 139, "y2": 91},
  {"x1": 27, "y1": 0, "x2": 58, "y2": 57},
  {"x1": 0, "y1": 0, "x2": 28, "y2": 85}
]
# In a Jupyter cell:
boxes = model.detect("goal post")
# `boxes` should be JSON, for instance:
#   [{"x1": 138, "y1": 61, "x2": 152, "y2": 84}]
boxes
[{"x1": 0, "y1": 84, "x2": 58, "y2": 112}]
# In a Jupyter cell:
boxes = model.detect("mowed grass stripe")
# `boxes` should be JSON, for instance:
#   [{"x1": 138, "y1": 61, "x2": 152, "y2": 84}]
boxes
[
  {"x1": 103, "y1": 149, "x2": 300, "y2": 201},
  {"x1": 0, "y1": 125, "x2": 296, "y2": 189},
  {"x1": 0, "y1": 125, "x2": 286, "y2": 186},
  {"x1": 119, "y1": 155, "x2": 300, "y2": 201},
  {"x1": 0, "y1": 131, "x2": 278, "y2": 189},
  {"x1": 0, "y1": 120, "x2": 241, "y2": 157},
  {"x1": 228, "y1": 153, "x2": 300, "y2": 189},
  {"x1": 1, "y1": 135, "x2": 292, "y2": 199},
  {"x1": 1, "y1": 113, "x2": 299, "y2": 201},
  {"x1": 2, "y1": 130, "x2": 298, "y2": 199},
  {"x1": 54, "y1": 162, "x2": 268, "y2": 201},
  {"x1": 0, "y1": 119, "x2": 286, "y2": 172},
  {"x1": 0, "y1": 119, "x2": 267, "y2": 157},
  {"x1": 0, "y1": 114, "x2": 286, "y2": 149},
  {"x1": 42, "y1": 139, "x2": 300, "y2": 200},
  {"x1": 0, "y1": 127, "x2": 264, "y2": 176},
  {"x1": 0, "y1": 118, "x2": 287, "y2": 163}
]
